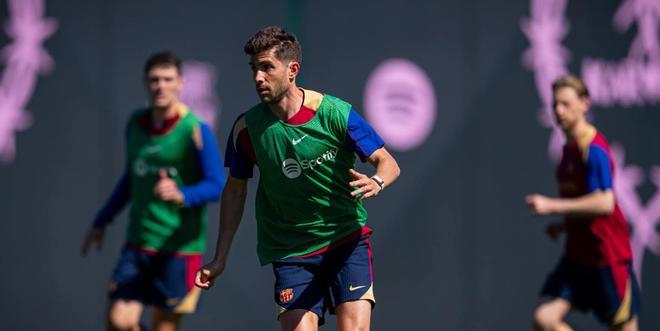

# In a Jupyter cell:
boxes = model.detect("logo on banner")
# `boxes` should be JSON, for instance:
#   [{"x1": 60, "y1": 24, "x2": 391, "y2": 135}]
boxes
[
  {"x1": 0, "y1": 0, "x2": 58, "y2": 164},
  {"x1": 364, "y1": 58, "x2": 436, "y2": 152},
  {"x1": 521, "y1": 0, "x2": 660, "y2": 284}
]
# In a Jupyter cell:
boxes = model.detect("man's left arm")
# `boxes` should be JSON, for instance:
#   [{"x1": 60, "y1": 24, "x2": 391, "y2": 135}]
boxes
[
  {"x1": 156, "y1": 123, "x2": 225, "y2": 206},
  {"x1": 350, "y1": 147, "x2": 400, "y2": 200},
  {"x1": 344, "y1": 109, "x2": 400, "y2": 200}
]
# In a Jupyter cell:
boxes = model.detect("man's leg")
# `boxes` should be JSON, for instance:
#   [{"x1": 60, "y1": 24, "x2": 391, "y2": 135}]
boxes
[
  {"x1": 107, "y1": 299, "x2": 143, "y2": 331},
  {"x1": 273, "y1": 255, "x2": 326, "y2": 330},
  {"x1": 107, "y1": 247, "x2": 147, "y2": 331},
  {"x1": 152, "y1": 308, "x2": 182, "y2": 331},
  {"x1": 610, "y1": 317, "x2": 638, "y2": 331},
  {"x1": 533, "y1": 298, "x2": 572, "y2": 331},
  {"x1": 328, "y1": 236, "x2": 375, "y2": 331},
  {"x1": 603, "y1": 262, "x2": 640, "y2": 331},
  {"x1": 148, "y1": 252, "x2": 202, "y2": 331},
  {"x1": 279, "y1": 309, "x2": 319, "y2": 331},
  {"x1": 335, "y1": 300, "x2": 371, "y2": 331}
]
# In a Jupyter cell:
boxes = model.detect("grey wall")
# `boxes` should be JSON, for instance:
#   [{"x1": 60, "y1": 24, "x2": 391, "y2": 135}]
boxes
[{"x1": 1, "y1": 0, "x2": 658, "y2": 330}]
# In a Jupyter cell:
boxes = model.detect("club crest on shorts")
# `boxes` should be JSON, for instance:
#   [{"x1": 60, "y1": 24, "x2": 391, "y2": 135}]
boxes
[
  {"x1": 108, "y1": 281, "x2": 117, "y2": 293},
  {"x1": 279, "y1": 288, "x2": 294, "y2": 303}
]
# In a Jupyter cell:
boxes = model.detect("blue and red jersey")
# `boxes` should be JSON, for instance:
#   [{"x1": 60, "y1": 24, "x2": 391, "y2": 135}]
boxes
[{"x1": 557, "y1": 129, "x2": 632, "y2": 267}]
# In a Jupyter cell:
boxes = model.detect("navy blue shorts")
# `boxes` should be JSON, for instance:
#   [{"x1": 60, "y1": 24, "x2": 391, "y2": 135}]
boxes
[
  {"x1": 108, "y1": 245, "x2": 202, "y2": 314},
  {"x1": 540, "y1": 257, "x2": 640, "y2": 325},
  {"x1": 272, "y1": 236, "x2": 375, "y2": 324}
]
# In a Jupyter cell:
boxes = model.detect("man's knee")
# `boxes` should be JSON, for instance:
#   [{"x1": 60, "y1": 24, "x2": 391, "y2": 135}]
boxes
[
  {"x1": 533, "y1": 307, "x2": 553, "y2": 330},
  {"x1": 279, "y1": 309, "x2": 318, "y2": 331},
  {"x1": 533, "y1": 303, "x2": 566, "y2": 331},
  {"x1": 336, "y1": 300, "x2": 372, "y2": 331},
  {"x1": 108, "y1": 312, "x2": 140, "y2": 331},
  {"x1": 108, "y1": 301, "x2": 142, "y2": 331}
]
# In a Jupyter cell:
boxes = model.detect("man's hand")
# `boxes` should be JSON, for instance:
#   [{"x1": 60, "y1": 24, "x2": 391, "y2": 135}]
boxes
[
  {"x1": 154, "y1": 169, "x2": 184, "y2": 203},
  {"x1": 545, "y1": 221, "x2": 565, "y2": 241},
  {"x1": 525, "y1": 194, "x2": 556, "y2": 216},
  {"x1": 349, "y1": 169, "x2": 382, "y2": 201},
  {"x1": 195, "y1": 259, "x2": 226, "y2": 290},
  {"x1": 81, "y1": 227, "x2": 105, "y2": 256}
]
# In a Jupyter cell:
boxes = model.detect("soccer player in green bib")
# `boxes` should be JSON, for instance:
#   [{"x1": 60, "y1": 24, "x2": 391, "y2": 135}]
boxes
[
  {"x1": 195, "y1": 26, "x2": 400, "y2": 330},
  {"x1": 81, "y1": 52, "x2": 225, "y2": 331}
]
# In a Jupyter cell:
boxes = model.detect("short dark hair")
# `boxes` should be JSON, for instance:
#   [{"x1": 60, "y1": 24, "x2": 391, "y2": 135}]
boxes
[
  {"x1": 552, "y1": 75, "x2": 590, "y2": 98},
  {"x1": 244, "y1": 26, "x2": 301, "y2": 63},
  {"x1": 144, "y1": 51, "x2": 181, "y2": 76}
]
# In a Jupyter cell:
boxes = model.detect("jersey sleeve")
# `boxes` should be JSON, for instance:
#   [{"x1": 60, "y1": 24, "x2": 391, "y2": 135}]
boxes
[
  {"x1": 92, "y1": 120, "x2": 134, "y2": 228},
  {"x1": 586, "y1": 145, "x2": 613, "y2": 192},
  {"x1": 93, "y1": 172, "x2": 130, "y2": 228},
  {"x1": 346, "y1": 109, "x2": 385, "y2": 161},
  {"x1": 179, "y1": 122, "x2": 226, "y2": 207},
  {"x1": 225, "y1": 114, "x2": 256, "y2": 179}
]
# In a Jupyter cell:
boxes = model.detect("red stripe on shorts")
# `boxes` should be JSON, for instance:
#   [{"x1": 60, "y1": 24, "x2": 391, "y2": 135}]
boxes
[{"x1": 185, "y1": 254, "x2": 203, "y2": 292}]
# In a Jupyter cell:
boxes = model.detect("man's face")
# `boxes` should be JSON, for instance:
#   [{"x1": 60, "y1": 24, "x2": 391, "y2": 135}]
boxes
[
  {"x1": 249, "y1": 49, "x2": 295, "y2": 103},
  {"x1": 145, "y1": 65, "x2": 182, "y2": 109},
  {"x1": 553, "y1": 86, "x2": 589, "y2": 132}
]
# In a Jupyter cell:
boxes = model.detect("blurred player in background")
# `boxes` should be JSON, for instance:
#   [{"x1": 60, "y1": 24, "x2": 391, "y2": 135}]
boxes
[
  {"x1": 82, "y1": 51, "x2": 225, "y2": 331},
  {"x1": 526, "y1": 75, "x2": 639, "y2": 331}
]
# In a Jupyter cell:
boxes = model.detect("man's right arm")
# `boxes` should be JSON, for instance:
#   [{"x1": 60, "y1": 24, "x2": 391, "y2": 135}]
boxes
[
  {"x1": 526, "y1": 145, "x2": 617, "y2": 217},
  {"x1": 81, "y1": 172, "x2": 130, "y2": 256},
  {"x1": 82, "y1": 120, "x2": 133, "y2": 256},
  {"x1": 93, "y1": 173, "x2": 130, "y2": 228},
  {"x1": 195, "y1": 114, "x2": 254, "y2": 288},
  {"x1": 195, "y1": 176, "x2": 248, "y2": 289}
]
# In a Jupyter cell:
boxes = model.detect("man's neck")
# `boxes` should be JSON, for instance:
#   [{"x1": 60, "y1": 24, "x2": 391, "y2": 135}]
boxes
[
  {"x1": 268, "y1": 85, "x2": 304, "y2": 122},
  {"x1": 151, "y1": 101, "x2": 180, "y2": 129},
  {"x1": 565, "y1": 120, "x2": 594, "y2": 144}
]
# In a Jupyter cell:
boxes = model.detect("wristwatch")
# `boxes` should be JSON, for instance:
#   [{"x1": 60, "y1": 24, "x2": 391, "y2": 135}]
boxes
[{"x1": 370, "y1": 175, "x2": 385, "y2": 191}]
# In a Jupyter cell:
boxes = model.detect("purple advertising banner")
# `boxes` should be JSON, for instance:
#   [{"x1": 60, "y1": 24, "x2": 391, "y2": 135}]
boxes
[
  {"x1": 180, "y1": 60, "x2": 221, "y2": 130},
  {"x1": 0, "y1": 0, "x2": 57, "y2": 164}
]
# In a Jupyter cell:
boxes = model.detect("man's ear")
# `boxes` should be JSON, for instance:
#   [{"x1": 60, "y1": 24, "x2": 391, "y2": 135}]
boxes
[
  {"x1": 288, "y1": 61, "x2": 300, "y2": 81},
  {"x1": 581, "y1": 96, "x2": 590, "y2": 113}
]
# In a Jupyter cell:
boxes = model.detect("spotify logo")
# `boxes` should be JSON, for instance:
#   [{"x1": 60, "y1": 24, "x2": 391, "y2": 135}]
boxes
[
  {"x1": 364, "y1": 58, "x2": 436, "y2": 151},
  {"x1": 282, "y1": 158, "x2": 302, "y2": 179}
]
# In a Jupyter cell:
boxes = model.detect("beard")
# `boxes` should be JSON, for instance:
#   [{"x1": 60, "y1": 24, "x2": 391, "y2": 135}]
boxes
[{"x1": 261, "y1": 84, "x2": 288, "y2": 104}]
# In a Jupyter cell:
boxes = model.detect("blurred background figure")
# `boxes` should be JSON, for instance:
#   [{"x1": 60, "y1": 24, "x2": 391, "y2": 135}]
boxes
[
  {"x1": 81, "y1": 52, "x2": 225, "y2": 331},
  {"x1": 527, "y1": 75, "x2": 639, "y2": 331}
]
